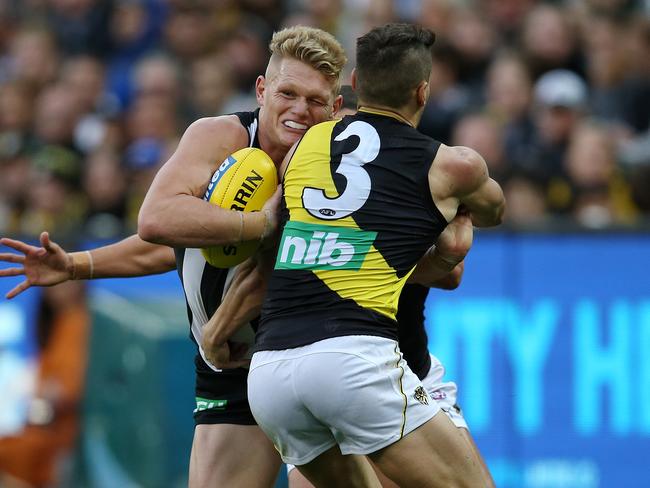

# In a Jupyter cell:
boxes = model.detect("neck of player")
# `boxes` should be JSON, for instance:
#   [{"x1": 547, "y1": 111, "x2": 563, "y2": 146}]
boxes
[{"x1": 357, "y1": 104, "x2": 421, "y2": 128}]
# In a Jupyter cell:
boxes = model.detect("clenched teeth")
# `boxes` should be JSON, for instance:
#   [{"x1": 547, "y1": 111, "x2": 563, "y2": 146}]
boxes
[{"x1": 284, "y1": 120, "x2": 308, "y2": 130}]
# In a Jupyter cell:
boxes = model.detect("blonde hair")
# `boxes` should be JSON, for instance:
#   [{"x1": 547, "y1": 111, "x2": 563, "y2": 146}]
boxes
[{"x1": 269, "y1": 26, "x2": 347, "y2": 92}]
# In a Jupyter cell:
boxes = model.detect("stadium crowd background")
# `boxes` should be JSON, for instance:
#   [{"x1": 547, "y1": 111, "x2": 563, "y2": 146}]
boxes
[
  {"x1": 0, "y1": 0, "x2": 649, "y2": 241},
  {"x1": 0, "y1": 0, "x2": 649, "y2": 487}
]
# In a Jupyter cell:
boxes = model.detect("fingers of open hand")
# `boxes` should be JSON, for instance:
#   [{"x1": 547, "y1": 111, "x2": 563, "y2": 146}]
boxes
[
  {"x1": 0, "y1": 253, "x2": 25, "y2": 265},
  {"x1": 1, "y1": 238, "x2": 36, "y2": 255},
  {"x1": 40, "y1": 233, "x2": 63, "y2": 256},
  {"x1": 0, "y1": 266, "x2": 25, "y2": 277},
  {"x1": 6, "y1": 280, "x2": 30, "y2": 299},
  {"x1": 40, "y1": 232, "x2": 51, "y2": 249}
]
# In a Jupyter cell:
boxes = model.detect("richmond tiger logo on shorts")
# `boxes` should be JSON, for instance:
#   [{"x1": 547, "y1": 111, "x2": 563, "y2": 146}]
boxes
[{"x1": 414, "y1": 386, "x2": 429, "y2": 405}]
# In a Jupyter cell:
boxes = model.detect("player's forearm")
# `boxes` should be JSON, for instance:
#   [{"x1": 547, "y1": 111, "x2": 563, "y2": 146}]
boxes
[
  {"x1": 203, "y1": 266, "x2": 265, "y2": 346},
  {"x1": 138, "y1": 195, "x2": 269, "y2": 248},
  {"x1": 203, "y1": 296, "x2": 260, "y2": 348},
  {"x1": 69, "y1": 235, "x2": 176, "y2": 280},
  {"x1": 408, "y1": 248, "x2": 462, "y2": 287},
  {"x1": 464, "y1": 179, "x2": 505, "y2": 228},
  {"x1": 427, "y1": 261, "x2": 464, "y2": 290}
]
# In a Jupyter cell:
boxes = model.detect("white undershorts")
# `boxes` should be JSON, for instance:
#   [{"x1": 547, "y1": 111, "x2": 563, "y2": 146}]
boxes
[
  {"x1": 423, "y1": 354, "x2": 468, "y2": 430},
  {"x1": 285, "y1": 352, "x2": 468, "y2": 474},
  {"x1": 248, "y1": 335, "x2": 439, "y2": 466}
]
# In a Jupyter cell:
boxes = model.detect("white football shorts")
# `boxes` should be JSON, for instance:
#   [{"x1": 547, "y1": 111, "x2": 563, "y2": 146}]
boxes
[
  {"x1": 285, "y1": 352, "x2": 468, "y2": 474},
  {"x1": 248, "y1": 335, "x2": 439, "y2": 466}
]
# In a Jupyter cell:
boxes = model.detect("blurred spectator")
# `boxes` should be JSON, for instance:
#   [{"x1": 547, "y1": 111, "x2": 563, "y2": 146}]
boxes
[
  {"x1": 479, "y1": 0, "x2": 536, "y2": 41},
  {"x1": 105, "y1": 0, "x2": 168, "y2": 109},
  {"x1": 0, "y1": 2, "x2": 18, "y2": 54},
  {"x1": 0, "y1": 82, "x2": 34, "y2": 228},
  {"x1": 581, "y1": 12, "x2": 650, "y2": 133},
  {"x1": 418, "y1": 39, "x2": 469, "y2": 143},
  {"x1": 485, "y1": 51, "x2": 533, "y2": 125},
  {"x1": 223, "y1": 16, "x2": 273, "y2": 96},
  {"x1": 446, "y1": 7, "x2": 497, "y2": 103},
  {"x1": 82, "y1": 149, "x2": 129, "y2": 239},
  {"x1": 0, "y1": 280, "x2": 89, "y2": 488},
  {"x1": 132, "y1": 54, "x2": 182, "y2": 108},
  {"x1": 419, "y1": 0, "x2": 455, "y2": 36},
  {"x1": 32, "y1": 84, "x2": 83, "y2": 151},
  {"x1": 187, "y1": 54, "x2": 236, "y2": 118},
  {"x1": 163, "y1": 2, "x2": 217, "y2": 61},
  {"x1": 61, "y1": 56, "x2": 121, "y2": 154},
  {"x1": 452, "y1": 111, "x2": 509, "y2": 182},
  {"x1": 0, "y1": 154, "x2": 30, "y2": 235},
  {"x1": 361, "y1": 0, "x2": 396, "y2": 30},
  {"x1": 125, "y1": 94, "x2": 178, "y2": 144},
  {"x1": 564, "y1": 120, "x2": 638, "y2": 227},
  {"x1": 241, "y1": 0, "x2": 286, "y2": 31},
  {"x1": 0, "y1": 82, "x2": 36, "y2": 164},
  {"x1": 122, "y1": 93, "x2": 179, "y2": 228},
  {"x1": 528, "y1": 69, "x2": 589, "y2": 202},
  {"x1": 45, "y1": 0, "x2": 112, "y2": 57},
  {"x1": 60, "y1": 56, "x2": 115, "y2": 118},
  {"x1": 485, "y1": 51, "x2": 536, "y2": 167},
  {"x1": 18, "y1": 146, "x2": 85, "y2": 239},
  {"x1": 6, "y1": 29, "x2": 60, "y2": 91},
  {"x1": 503, "y1": 171, "x2": 549, "y2": 226},
  {"x1": 520, "y1": 4, "x2": 584, "y2": 79}
]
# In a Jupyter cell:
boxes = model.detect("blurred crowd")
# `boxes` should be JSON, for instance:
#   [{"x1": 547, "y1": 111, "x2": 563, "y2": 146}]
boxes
[{"x1": 0, "y1": 0, "x2": 649, "y2": 241}]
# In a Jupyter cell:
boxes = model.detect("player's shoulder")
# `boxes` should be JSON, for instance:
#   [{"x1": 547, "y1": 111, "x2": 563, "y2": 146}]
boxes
[
  {"x1": 432, "y1": 144, "x2": 488, "y2": 191},
  {"x1": 185, "y1": 115, "x2": 249, "y2": 148}
]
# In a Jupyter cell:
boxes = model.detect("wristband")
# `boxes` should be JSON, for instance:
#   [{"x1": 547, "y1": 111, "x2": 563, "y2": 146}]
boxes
[
  {"x1": 261, "y1": 209, "x2": 273, "y2": 241},
  {"x1": 71, "y1": 251, "x2": 94, "y2": 280}
]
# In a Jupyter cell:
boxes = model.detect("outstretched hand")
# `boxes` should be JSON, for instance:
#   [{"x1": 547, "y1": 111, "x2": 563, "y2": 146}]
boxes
[{"x1": 0, "y1": 232, "x2": 73, "y2": 299}]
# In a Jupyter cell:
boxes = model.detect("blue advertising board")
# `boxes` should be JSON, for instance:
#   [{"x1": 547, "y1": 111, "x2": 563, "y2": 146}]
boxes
[
  {"x1": 2, "y1": 233, "x2": 649, "y2": 487},
  {"x1": 426, "y1": 233, "x2": 650, "y2": 487}
]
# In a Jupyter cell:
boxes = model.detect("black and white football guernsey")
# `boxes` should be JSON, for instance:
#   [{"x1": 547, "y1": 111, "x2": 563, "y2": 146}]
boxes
[
  {"x1": 174, "y1": 109, "x2": 260, "y2": 371},
  {"x1": 173, "y1": 109, "x2": 260, "y2": 425}
]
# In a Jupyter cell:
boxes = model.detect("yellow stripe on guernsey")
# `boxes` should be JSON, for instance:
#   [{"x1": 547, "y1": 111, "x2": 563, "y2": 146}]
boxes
[{"x1": 277, "y1": 120, "x2": 413, "y2": 321}]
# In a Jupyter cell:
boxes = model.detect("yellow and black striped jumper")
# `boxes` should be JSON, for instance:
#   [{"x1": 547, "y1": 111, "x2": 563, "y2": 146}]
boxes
[{"x1": 256, "y1": 108, "x2": 448, "y2": 351}]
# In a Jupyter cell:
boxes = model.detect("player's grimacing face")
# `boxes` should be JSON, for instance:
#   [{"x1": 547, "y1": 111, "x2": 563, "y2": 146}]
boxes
[{"x1": 257, "y1": 57, "x2": 339, "y2": 150}]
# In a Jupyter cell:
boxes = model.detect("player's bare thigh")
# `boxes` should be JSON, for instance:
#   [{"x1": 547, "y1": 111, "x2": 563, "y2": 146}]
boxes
[
  {"x1": 189, "y1": 424, "x2": 282, "y2": 488},
  {"x1": 287, "y1": 432, "x2": 484, "y2": 488},
  {"x1": 289, "y1": 461, "x2": 399, "y2": 488},
  {"x1": 368, "y1": 411, "x2": 495, "y2": 488},
  {"x1": 293, "y1": 446, "x2": 381, "y2": 488}
]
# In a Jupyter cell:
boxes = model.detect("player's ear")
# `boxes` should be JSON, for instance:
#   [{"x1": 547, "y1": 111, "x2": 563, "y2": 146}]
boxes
[
  {"x1": 331, "y1": 94, "x2": 343, "y2": 117},
  {"x1": 255, "y1": 75, "x2": 266, "y2": 106},
  {"x1": 350, "y1": 69, "x2": 357, "y2": 90},
  {"x1": 416, "y1": 80, "x2": 429, "y2": 108}
]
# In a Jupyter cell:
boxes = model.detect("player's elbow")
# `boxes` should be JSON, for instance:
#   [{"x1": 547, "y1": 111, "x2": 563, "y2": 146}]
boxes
[
  {"x1": 138, "y1": 211, "x2": 166, "y2": 244},
  {"x1": 490, "y1": 199, "x2": 506, "y2": 226},
  {"x1": 478, "y1": 202, "x2": 504, "y2": 227},
  {"x1": 472, "y1": 185, "x2": 506, "y2": 228}
]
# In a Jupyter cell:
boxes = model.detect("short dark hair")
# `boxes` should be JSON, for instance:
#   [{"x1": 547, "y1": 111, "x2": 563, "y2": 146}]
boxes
[{"x1": 355, "y1": 23, "x2": 435, "y2": 108}]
